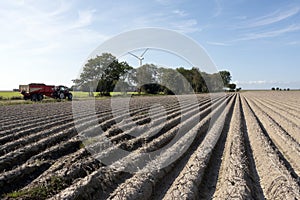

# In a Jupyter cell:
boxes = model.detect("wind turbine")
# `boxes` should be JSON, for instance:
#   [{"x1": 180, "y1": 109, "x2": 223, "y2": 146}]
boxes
[{"x1": 128, "y1": 48, "x2": 149, "y2": 67}]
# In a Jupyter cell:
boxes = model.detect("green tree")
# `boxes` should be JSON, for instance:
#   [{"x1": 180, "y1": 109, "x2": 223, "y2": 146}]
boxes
[
  {"x1": 219, "y1": 71, "x2": 232, "y2": 87},
  {"x1": 176, "y1": 68, "x2": 232, "y2": 93},
  {"x1": 176, "y1": 67, "x2": 207, "y2": 93},
  {"x1": 97, "y1": 60, "x2": 132, "y2": 95},
  {"x1": 228, "y1": 83, "x2": 236, "y2": 91},
  {"x1": 190, "y1": 67, "x2": 206, "y2": 93},
  {"x1": 158, "y1": 67, "x2": 188, "y2": 94},
  {"x1": 72, "y1": 53, "x2": 133, "y2": 96},
  {"x1": 136, "y1": 64, "x2": 158, "y2": 91}
]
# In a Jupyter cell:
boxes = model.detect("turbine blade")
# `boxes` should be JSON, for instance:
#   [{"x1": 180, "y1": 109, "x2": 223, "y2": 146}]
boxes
[
  {"x1": 128, "y1": 52, "x2": 140, "y2": 59},
  {"x1": 140, "y1": 48, "x2": 149, "y2": 57}
]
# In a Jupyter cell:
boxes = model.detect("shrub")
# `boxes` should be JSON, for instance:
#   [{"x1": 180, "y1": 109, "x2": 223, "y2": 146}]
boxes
[{"x1": 140, "y1": 83, "x2": 162, "y2": 94}]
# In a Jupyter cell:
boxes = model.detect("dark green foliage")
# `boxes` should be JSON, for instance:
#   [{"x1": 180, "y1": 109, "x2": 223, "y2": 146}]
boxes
[
  {"x1": 176, "y1": 68, "x2": 232, "y2": 93},
  {"x1": 219, "y1": 71, "x2": 231, "y2": 86},
  {"x1": 228, "y1": 83, "x2": 236, "y2": 90},
  {"x1": 158, "y1": 67, "x2": 191, "y2": 94},
  {"x1": 136, "y1": 64, "x2": 157, "y2": 86},
  {"x1": 72, "y1": 53, "x2": 133, "y2": 96},
  {"x1": 73, "y1": 52, "x2": 234, "y2": 95},
  {"x1": 140, "y1": 83, "x2": 162, "y2": 94},
  {"x1": 176, "y1": 67, "x2": 207, "y2": 93}
]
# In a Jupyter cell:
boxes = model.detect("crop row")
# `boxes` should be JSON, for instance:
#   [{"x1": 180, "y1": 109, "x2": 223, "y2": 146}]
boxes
[{"x1": 0, "y1": 92, "x2": 299, "y2": 199}]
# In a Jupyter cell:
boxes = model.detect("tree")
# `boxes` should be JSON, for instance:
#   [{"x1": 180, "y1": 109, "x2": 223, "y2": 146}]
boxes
[
  {"x1": 136, "y1": 64, "x2": 158, "y2": 92},
  {"x1": 72, "y1": 53, "x2": 133, "y2": 96},
  {"x1": 158, "y1": 67, "x2": 188, "y2": 94},
  {"x1": 219, "y1": 71, "x2": 232, "y2": 87},
  {"x1": 228, "y1": 83, "x2": 236, "y2": 92},
  {"x1": 140, "y1": 83, "x2": 162, "y2": 94},
  {"x1": 176, "y1": 67, "x2": 207, "y2": 93},
  {"x1": 190, "y1": 67, "x2": 205, "y2": 93},
  {"x1": 271, "y1": 87, "x2": 275, "y2": 90},
  {"x1": 176, "y1": 67, "x2": 195, "y2": 92},
  {"x1": 205, "y1": 72, "x2": 224, "y2": 92},
  {"x1": 96, "y1": 60, "x2": 132, "y2": 95}
]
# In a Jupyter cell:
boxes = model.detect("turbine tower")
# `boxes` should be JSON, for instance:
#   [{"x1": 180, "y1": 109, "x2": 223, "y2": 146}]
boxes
[{"x1": 128, "y1": 48, "x2": 149, "y2": 67}]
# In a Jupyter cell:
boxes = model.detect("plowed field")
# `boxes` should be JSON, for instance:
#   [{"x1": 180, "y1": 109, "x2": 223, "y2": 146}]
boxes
[{"x1": 0, "y1": 91, "x2": 299, "y2": 199}]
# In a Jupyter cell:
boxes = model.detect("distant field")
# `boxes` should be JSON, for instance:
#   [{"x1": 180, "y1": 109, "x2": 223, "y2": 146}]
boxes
[
  {"x1": 0, "y1": 91, "x2": 138, "y2": 99},
  {"x1": 0, "y1": 91, "x2": 23, "y2": 100},
  {"x1": 72, "y1": 91, "x2": 141, "y2": 98}
]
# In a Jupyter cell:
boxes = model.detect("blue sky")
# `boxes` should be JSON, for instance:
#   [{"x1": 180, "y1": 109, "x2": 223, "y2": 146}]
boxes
[{"x1": 0, "y1": 0, "x2": 299, "y2": 90}]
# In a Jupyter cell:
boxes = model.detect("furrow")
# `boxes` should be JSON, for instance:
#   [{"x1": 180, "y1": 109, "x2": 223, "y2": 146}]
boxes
[
  {"x1": 160, "y1": 95, "x2": 235, "y2": 199},
  {"x1": 48, "y1": 95, "x2": 231, "y2": 200},
  {"x1": 241, "y1": 95, "x2": 300, "y2": 199},
  {"x1": 245, "y1": 96, "x2": 300, "y2": 178},
  {"x1": 212, "y1": 94, "x2": 264, "y2": 199},
  {"x1": 106, "y1": 95, "x2": 233, "y2": 200}
]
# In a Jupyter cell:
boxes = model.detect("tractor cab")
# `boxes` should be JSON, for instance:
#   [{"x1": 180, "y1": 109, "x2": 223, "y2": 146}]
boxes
[
  {"x1": 55, "y1": 85, "x2": 68, "y2": 92},
  {"x1": 54, "y1": 85, "x2": 72, "y2": 100}
]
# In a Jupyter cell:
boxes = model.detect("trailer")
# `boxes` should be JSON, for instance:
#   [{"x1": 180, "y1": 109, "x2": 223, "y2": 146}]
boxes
[{"x1": 19, "y1": 83, "x2": 72, "y2": 101}]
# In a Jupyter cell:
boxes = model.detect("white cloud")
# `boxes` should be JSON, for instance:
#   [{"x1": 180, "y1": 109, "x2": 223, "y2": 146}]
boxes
[
  {"x1": 235, "y1": 80, "x2": 293, "y2": 85},
  {"x1": 155, "y1": 0, "x2": 183, "y2": 5},
  {"x1": 172, "y1": 9, "x2": 188, "y2": 17},
  {"x1": 213, "y1": 0, "x2": 222, "y2": 17},
  {"x1": 246, "y1": 6, "x2": 300, "y2": 28},
  {"x1": 287, "y1": 41, "x2": 300, "y2": 45},
  {"x1": 235, "y1": 24, "x2": 300, "y2": 41},
  {"x1": 171, "y1": 19, "x2": 200, "y2": 33},
  {"x1": 123, "y1": 9, "x2": 199, "y2": 34},
  {"x1": 233, "y1": 80, "x2": 300, "y2": 89},
  {"x1": 71, "y1": 9, "x2": 96, "y2": 29},
  {"x1": 207, "y1": 41, "x2": 229, "y2": 46},
  {"x1": 0, "y1": 1, "x2": 109, "y2": 89},
  {"x1": 0, "y1": 1, "x2": 106, "y2": 55},
  {"x1": 228, "y1": 5, "x2": 300, "y2": 43}
]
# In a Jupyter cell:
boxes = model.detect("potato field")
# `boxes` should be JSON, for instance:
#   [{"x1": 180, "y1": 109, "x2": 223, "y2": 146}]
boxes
[{"x1": 0, "y1": 91, "x2": 299, "y2": 199}]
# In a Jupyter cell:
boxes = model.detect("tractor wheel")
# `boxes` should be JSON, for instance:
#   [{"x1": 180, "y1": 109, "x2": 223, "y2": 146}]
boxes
[
  {"x1": 67, "y1": 93, "x2": 73, "y2": 101},
  {"x1": 37, "y1": 94, "x2": 43, "y2": 101},
  {"x1": 59, "y1": 93, "x2": 65, "y2": 99},
  {"x1": 31, "y1": 94, "x2": 37, "y2": 102}
]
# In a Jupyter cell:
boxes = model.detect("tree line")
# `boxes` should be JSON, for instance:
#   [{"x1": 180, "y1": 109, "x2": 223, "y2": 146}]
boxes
[
  {"x1": 72, "y1": 53, "x2": 236, "y2": 96},
  {"x1": 271, "y1": 87, "x2": 290, "y2": 91}
]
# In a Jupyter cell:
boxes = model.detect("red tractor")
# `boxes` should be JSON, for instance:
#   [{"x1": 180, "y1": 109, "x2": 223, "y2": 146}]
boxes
[{"x1": 19, "y1": 83, "x2": 73, "y2": 101}]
